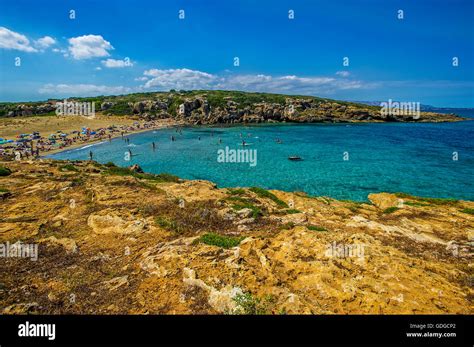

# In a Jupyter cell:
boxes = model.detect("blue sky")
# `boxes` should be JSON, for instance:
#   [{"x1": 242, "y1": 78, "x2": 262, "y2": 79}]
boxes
[{"x1": 0, "y1": 0, "x2": 473, "y2": 106}]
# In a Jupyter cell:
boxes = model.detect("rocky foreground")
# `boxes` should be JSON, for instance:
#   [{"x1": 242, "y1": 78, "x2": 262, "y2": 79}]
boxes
[
  {"x1": 0, "y1": 160, "x2": 472, "y2": 314},
  {"x1": 0, "y1": 90, "x2": 463, "y2": 124}
]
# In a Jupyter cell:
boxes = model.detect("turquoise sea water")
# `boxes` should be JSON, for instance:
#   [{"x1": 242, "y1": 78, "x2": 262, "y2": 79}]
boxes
[{"x1": 49, "y1": 118, "x2": 474, "y2": 202}]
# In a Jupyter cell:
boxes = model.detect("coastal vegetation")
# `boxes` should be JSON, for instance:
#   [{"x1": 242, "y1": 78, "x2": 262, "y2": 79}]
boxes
[
  {"x1": 101, "y1": 163, "x2": 179, "y2": 183},
  {"x1": 0, "y1": 159, "x2": 472, "y2": 315},
  {"x1": 198, "y1": 232, "x2": 244, "y2": 249},
  {"x1": 226, "y1": 196, "x2": 262, "y2": 219},
  {"x1": 249, "y1": 187, "x2": 289, "y2": 208},
  {"x1": 307, "y1": 225, "x2": 327, "y2": 232},
  {"x1": 0, "y1": 90, "x2": 463, "y2": 124},
  {"x1": 383, "y1": 207, "x2": 400, "y2": 214},
  {"x1": 0, "y1": 166, "x2": 11, "y2": 176},
  {"x1": 232, "y1": 293, "x2": 276, "y2": 315}
]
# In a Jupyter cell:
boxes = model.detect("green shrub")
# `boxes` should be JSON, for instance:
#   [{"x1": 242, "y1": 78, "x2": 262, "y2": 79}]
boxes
[
  {"x1": 404, "y1": 201, "x2": 430, "y2": 207},
  {"x1": 307, "y1": 225, "x2": 327, "y2": 231},
  {"x1": 383, "y1": 207, "x2": 399, "y2": 214},
  {"x1": 155, "y1": 216, "x2": 182, "y2": 233},
  {"x1": 0, "y1": 166, "x2": 12, "y2": 176},
  {"x1": 285, "y1": 209, "x2": 301, "y2": 214},
  {"x1": 395, "y1": 193, "x2": 458, "y2": 206},
  {"x1": 104, "y1": 166, "x2": 179, "y2": 182},
  {"x1": 60, "y1": 164, "x2": 79, "y2": 172},
  {"x1": 418, "y1": 197, "x2": 458, "y2": 206},
  {"x1": 226, "y1": 196, "x2": 262, "y2": 218},
  {"x1": 249, "y1": 187, "x2": 288, "y2": 208},
  {"x1": 199, "y1": 232, "x2": 244, "y2": 249},
  {"x1": 227, "y1": 188, "x2": 246, "y2": 196},
  {"x1": 395, "y1": 192, "x2": 412, "y2": 199},
  {"x1": 232, "y1": 293, "x2": 274, "y2": 315},
  {"x1": 459, "y1": 208, "x2": 474, "y2": 215},
  {"x1": 231, "y1": 202, "x2": 261, "y2": 219}
]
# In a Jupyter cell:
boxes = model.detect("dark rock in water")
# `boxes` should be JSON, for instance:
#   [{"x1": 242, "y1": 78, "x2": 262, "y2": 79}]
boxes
[{"x1": 129, "y1": 164, "x2": 144, "y2": 173}]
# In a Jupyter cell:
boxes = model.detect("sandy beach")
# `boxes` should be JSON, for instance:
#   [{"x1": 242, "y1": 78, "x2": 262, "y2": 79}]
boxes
[{"x1": 0, "y1": 114, "x2": 182, "y2": 157}]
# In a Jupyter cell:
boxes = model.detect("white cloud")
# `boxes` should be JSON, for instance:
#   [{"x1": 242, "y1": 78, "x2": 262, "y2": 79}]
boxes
[
  {"x1": 102, "y1": 58, "x2": 133, "y2": 68},
  {"x1": 38, "y1": 83, "x2": 131, "y2": 97},
  {"x1": 139, "y1": 68, "x2": 369, "y2": 95},
  {"x1": 95, "y1": 67, "x2": 102, "y2": 71},
  {"x1": 219, "y1": 74, "x2": 364, "y2": 94},
  {"x1": 135, "y1": 76, "x2": 148, "y2": 81},
  {"x1": 67, "y1": 35, "x2": 114, "y2": 60},
  {"x1": 143, "y1": 68, "x2": 217, "y2": 89},
  {"x1": 336, "y1": 71, "x2": 350, "y2": 77},
  {"x1": 0, "y1": 27, "x2": 37, "y2": 52},
  {"x1": 35, "y1": 36, "x2": 56, "y2": 49}
]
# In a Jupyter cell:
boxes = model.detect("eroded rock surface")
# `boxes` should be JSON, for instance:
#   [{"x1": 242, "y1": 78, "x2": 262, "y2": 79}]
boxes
[{"x1": 0, "y1": 160, "x2": 472, "y2": 314}]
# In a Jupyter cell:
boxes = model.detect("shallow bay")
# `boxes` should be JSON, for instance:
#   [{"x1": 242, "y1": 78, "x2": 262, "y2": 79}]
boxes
[{"x1": 49, "y1": 120, "x2": 474, "y2": 202}]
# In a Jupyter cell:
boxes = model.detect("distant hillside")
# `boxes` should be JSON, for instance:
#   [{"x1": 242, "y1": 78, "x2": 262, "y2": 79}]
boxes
[
  {"x1": 0, "y1": 90, "x2": 464, "y2": 123},
  {"x1": 355, "y1": 101, "x2": 474, "y2": 115}
]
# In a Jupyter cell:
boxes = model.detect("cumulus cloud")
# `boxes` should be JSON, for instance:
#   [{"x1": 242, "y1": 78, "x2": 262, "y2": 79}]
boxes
[
  {"x1": 0, "y1": 27, "x2": 37, "y2": 52},
  {"x1": 143, "y1": 68, "x2": 216, "y2": 89},
  {"x1": 35, "y1": 36, "x2": 56, "y2": 49},
  {"x1": 38, "y1": 83, "x2": 131, "y2": 97},
  {"x1": 336, "y1": 71, "x2": 350, "y2": 77},
  {"x1": 139, "y1": 68, "x2": 370, "y2": 95},
  {"x1": 68, "y1": 35, "x2": 114, "y2": 59},
  {"x1": 102, "y1": 58, "x2": 133, "y2": 68}
]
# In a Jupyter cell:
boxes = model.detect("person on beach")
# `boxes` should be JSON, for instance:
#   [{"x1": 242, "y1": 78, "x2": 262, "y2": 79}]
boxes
[
  {"x1": 171, "y1": 135, "x2": 175, "y2": 142},
  {"x1": 128, "y1": 149, "x2": 132, "y2": 157},
  {"x1": 219, "y1": 138, "x2": 222, "y2": 144},
  {"x1": 108, "y1": 134, "x2": 112, "y2": 142},
  {"x1": 242, "y1": 140, "x2": 246, "y2": 146},
  {"x1": 89, "y1": 150, "x2": 93, "y2": 161},
  {"x1": 198, "y1": 136, "x2": 201, "y2": 141},
  {"x1": 152, "y1": 142, "x2": 156, "y2": 151}
]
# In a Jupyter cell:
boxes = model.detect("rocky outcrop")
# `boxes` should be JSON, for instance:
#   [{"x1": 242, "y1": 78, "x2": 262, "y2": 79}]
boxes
[
  {"x1": 3, "y1": 103, "x2": 56, "y2": 117},
  {"x1": 0, "y1": 160, "x2": 472, "y2": 314},
  {"x1": 0, "y1": 91, "x2": 465, "y2": 123}
]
